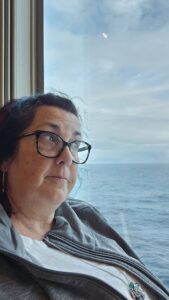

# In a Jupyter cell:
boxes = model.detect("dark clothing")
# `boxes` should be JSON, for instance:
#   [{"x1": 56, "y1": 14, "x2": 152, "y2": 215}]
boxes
[{"x1": 0, "y1": 199, "x2": 168, "y2": 300}]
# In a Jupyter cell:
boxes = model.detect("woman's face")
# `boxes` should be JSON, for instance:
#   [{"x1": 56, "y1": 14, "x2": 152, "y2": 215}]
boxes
[{"x1": 3, "y1": 106, "x2": 80, "y2": 211}]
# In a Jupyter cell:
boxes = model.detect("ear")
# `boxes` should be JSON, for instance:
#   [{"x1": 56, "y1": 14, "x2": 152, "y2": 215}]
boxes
[{"x1": 0, "y1": 159, "x2": 12, "y2": 172}]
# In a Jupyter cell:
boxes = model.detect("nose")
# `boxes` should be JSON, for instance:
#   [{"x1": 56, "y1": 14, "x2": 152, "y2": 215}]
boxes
[{"x1": 55, "y1": 146, "x2": 74, "y2": 166}]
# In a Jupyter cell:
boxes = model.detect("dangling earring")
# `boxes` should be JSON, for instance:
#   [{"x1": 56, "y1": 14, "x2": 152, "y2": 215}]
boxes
[{"x1": 2, "y1": 172, "x2": 6, "y2": 193}]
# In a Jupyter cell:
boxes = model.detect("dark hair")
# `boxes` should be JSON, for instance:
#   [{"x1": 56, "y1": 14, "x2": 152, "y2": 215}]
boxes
[{"x1": 0, "y1": 93, "x2": 79, "y2": 215}]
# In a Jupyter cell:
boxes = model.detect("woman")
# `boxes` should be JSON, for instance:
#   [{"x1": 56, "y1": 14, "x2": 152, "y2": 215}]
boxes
[{"x1": 0, "y1": 93, "x2": 168, "y2": 300}]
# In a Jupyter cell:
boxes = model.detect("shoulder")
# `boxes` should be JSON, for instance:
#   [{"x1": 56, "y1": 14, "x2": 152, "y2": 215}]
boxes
[
  {"x1": 65, "y1": 197, "x2": 108, "y2": 223},
  {"x1": 66, "y1": 197, "x2": 99, "y2": 212},
  {"x1": 55, "y1": 197, "x2": 105, "y2": 228},
  {"x1": 55, "y1": 198, "x2": 139, "y2": 259}
]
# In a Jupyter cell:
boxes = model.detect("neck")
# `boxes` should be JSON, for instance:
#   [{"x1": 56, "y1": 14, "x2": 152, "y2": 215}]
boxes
[
  {"x1": 7, "y1": 191, "x2": 58, "y2": 240},
  {"x1": 11, "y1": 212, "x2": 54, "y2": 240}
]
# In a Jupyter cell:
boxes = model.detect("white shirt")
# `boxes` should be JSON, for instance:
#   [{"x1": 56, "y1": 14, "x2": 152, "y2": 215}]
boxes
[{"x1": 20, "y1": 235, "x2": 156, "y2": 300}]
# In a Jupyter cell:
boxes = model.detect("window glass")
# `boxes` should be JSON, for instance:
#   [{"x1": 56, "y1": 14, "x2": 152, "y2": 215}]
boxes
[{"x1": 44, "y1": 0, "x2": 169, "y2": 287}]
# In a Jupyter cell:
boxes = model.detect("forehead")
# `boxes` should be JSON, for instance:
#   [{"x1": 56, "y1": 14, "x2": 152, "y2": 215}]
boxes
[{"x1": 27, "y1": 106, "x2": 81, "y2": 134}]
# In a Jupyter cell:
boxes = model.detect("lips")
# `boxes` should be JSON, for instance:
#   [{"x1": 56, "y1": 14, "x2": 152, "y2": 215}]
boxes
[{"x1": 47, "y1": 175, "x2": 68, "y2": 182}]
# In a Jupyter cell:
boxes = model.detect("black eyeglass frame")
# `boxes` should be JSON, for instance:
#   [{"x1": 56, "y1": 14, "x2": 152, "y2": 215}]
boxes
[{"x1": 17, "y1": 130, "x2": 92, "y2": 164}]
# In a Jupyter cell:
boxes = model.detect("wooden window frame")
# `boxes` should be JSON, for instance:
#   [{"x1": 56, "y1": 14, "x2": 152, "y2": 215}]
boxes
[{"x1": 0, "y1": 0, "x2": 44, "y2": 106}]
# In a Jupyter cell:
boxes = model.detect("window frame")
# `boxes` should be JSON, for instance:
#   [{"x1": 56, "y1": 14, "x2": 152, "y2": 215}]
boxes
[{"x1": 0, "y1": 0, "x2": 44, "y2": 106}]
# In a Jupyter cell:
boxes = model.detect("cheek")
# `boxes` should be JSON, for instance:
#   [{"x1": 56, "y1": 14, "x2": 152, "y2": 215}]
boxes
[
  {"x1": 69, "y1": 165, "x2": 78, "y2": 190},
  {"x1": 25, "y1": 158, "x2": 51, "y2": 185},
  {"x1": 10, "y1": 143, "x2": 39, "y2": 179},
  {"x1": 13, "y1": 155, "x2": 50, "y2": 187}
]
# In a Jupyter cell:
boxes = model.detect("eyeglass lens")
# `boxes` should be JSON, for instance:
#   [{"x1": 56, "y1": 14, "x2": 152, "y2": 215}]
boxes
[{"x1": 37, "y1": 132, "x2": 89, "y2": 163}]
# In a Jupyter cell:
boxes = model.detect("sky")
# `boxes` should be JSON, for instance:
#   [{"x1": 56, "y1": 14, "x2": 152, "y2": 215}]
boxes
[{"x1": 44, "y1": 0, "x2": 169, "y2": 164}]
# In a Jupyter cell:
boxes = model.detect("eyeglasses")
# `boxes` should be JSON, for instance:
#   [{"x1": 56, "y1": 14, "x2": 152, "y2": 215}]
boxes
[{"x1": 17, "y1": 130, "x2": 91, "y2": 164}]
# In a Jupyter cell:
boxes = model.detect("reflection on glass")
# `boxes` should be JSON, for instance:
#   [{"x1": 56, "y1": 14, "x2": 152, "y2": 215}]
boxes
[{"x1": 44, "y1": 0, "x2": 169, "y2": 287}]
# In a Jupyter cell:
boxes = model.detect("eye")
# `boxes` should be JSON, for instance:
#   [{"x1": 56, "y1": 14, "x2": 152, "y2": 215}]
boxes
[
  {"x1": 39, "y1": 132, "x2": 61, "y2": 144},
  {"x1": 48, "y1": 133, "x2": 57, "y2": 142},
  {"x1": 70, "y1": 141, "x2": 81, "y2": 151}
]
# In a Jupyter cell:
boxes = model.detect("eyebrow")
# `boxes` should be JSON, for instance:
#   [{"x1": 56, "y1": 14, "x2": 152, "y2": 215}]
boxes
[{"x1": 39, "y1": 122, "x2": 82, "y2": 137}]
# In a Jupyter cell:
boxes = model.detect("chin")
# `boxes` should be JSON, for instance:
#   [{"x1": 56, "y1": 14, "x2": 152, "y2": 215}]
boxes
[{"x1": 47, "y1": 189, "x2": 68, "y2": 207}]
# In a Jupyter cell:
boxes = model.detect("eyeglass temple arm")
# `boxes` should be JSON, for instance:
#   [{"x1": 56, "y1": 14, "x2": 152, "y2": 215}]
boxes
[{"x1": 78, "y1": 146, "x2": 91, "y2": 152}]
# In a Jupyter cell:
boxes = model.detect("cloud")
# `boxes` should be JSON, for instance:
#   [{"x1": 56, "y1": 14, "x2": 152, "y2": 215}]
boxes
[
  {"x1": 44, "y1": 0, "x2": 169, "y2": 163},
  {"x1": 103, "y1": 0, "x2": 169, "y2": 32},
  {"x1": 44, "y1": 24, "x2": 169, "y2": 91},
  {"x1": 45, "y1": 0, "x2": 169, "y2": 34},
  {"x1": 88, "y1": 97, "x2": 169, "y2": 145},
  {"x1": 46, "y1": 0, "x2": 83, "y2": 14}
]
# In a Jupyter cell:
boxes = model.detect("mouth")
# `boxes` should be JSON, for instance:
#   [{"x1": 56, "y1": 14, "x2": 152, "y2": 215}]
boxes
[{"x1": 47, "y1": 176, "x2": 68, "y2": 182}]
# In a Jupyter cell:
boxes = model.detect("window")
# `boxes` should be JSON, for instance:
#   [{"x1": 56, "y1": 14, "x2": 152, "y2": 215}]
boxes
[
  {"x1": 0, "y1": 0, "x2": 43, "y2": 105},
  {"x1": 44, "y1": 0, "x2": 169, "y2": 287}
]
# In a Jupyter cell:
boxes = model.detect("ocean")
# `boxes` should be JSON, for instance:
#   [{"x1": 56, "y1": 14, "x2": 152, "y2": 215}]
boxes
[{"x1": 72, "y1": 163, "x2": 169, "y2": 288}]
